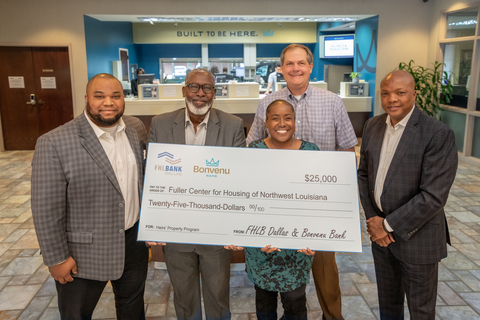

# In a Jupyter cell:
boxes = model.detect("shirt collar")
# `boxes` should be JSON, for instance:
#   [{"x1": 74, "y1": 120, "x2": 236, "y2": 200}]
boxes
[
  {"x1": 84, "y1": 110, "x2": 125, "y2": 138},
  {"x1": 386, "y1": 104, "x2": 415, "y2": 130},
  {"x1": 185, "y1": 108, "x2": 210, "y2": 128},
  {"x1": 286, "y1": 83, "x2": 312, "y2": 101}
]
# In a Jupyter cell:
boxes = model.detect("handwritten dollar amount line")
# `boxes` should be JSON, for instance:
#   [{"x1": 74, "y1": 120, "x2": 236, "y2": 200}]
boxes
[
  {"x1": 304, "y1": 174, "x2": 337, "y2": 183},
  {"x1": 249, "y1": 204, "x2": 265, "y2": 212}
]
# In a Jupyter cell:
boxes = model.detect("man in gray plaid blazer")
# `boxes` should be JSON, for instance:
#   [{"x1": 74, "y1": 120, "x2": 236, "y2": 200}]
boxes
[
  {"x1": 31, "y1": 73, "x2": 149, "y2": 320},
  {"x1": 358, "y1": 70, "x2": 458, "y2": 320}
]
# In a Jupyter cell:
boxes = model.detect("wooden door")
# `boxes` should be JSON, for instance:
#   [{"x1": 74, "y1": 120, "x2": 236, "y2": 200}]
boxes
[
  {"x1": 0, "y1": 47, "x2": 74, "y2": 150},
  {"x1": 120, "y1": 49, "x2": 129, "y2": 81}
]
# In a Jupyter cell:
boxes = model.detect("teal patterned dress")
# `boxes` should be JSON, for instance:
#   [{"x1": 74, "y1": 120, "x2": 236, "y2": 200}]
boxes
[{"x1": 245, "y1": 139, "x2": 319, "y2": 292}]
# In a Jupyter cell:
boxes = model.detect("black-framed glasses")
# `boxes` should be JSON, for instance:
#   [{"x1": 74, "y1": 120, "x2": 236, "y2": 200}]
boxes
[{"x1": 185, "y1": 83, "x2": 214, "y2": 94}]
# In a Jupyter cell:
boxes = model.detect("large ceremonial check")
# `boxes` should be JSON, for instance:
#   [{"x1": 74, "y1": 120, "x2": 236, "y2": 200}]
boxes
[{"x1": 138, "y1": 143, "x2": 362, "y2": 253}]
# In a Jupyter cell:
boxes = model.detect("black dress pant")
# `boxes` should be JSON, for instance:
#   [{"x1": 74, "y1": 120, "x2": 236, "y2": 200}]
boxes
[
  {"x1": 255, "y1": 284, "x2": 307, "y2": 320},
  {"x1": 55, "y1": 224, "x2": 149, "y2": 320},
  {"x1": 372, "y1": 242, "x2": 439, "y2": 320}
]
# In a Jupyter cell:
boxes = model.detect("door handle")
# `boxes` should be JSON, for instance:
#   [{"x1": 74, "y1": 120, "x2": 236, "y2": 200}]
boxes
[{"x1": 26, "y1": 94, "x2": 36, "y2": 105}]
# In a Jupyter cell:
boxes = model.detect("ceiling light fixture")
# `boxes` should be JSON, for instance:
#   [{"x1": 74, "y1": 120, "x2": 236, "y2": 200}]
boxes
[{"x1": 448, "y1": 20, "x2": 477, "y2": 26}]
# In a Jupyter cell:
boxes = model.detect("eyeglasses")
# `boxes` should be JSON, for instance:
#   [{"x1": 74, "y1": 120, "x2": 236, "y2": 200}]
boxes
[{"x1": 185, "y1": 83, "x2": 214, "y2": 94}]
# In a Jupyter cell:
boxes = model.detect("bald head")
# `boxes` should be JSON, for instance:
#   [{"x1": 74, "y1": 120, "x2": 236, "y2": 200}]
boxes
[
  {"x1": 380, "y1": 69, "x2": 417, "y2": 127},
  {"x1": 381, "y1": 70, "x2": 415, "y2": 90},
  {"x1": 86, "y1": 73, "x2": 122, "y2": 94}
]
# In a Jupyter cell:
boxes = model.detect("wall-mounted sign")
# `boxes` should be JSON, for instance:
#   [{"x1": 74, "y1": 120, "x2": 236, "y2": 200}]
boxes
[
  {"x1": 41, "y1": 77, "x2": 56, "y2": 89},
  {"x1": 133, "y1": 22, "x2": 316, "y2": 44},
  {"x1": 8, "y1": 76, "x2": 25, "y2": 88}
]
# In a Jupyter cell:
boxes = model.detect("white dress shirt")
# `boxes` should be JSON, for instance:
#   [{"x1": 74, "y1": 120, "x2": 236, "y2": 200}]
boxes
[
  {"x1": 85, "y1": 112, "x2": 139, "y2": 229},
  {"x1": 185, "y1": 108, "x2": 210, "y2": 146},
  {"x1": 374, "y1": 106, "x2": 415, "y2": 231}
]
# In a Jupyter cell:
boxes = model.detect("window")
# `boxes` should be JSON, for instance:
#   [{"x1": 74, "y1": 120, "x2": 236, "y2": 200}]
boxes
[
  {"x1": 440, "y1": 5, "x2": 480, "y2": 163},
  {"x1": 159, "y1": 59, "x2": 202, "y2": 84},
  {"x1": 443, "y1": 41, "x2": 474, "y2": 109},
  {"x1": 208, "y1": 58, "x2": 244, "y2": 76},
  {"x1": 446, "y1": 9, "x2": 478, "y2": 39}
]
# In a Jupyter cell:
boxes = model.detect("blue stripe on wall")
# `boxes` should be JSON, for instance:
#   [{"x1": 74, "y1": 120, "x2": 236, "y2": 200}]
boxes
[
  {"x1": 208, "y1": 44, "x2": 243, "y2": 58},
  {"x1": 353, "y1": 16, "x2": 378, "y2": 117},
  {"x1": 256, "y1": 43, "x2": 316, "y2": 59}
]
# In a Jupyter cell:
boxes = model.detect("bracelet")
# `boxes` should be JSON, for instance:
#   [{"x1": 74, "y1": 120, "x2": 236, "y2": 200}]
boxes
[{"x1": 382, "y1": 218, "x2": 392, "y2": 234}]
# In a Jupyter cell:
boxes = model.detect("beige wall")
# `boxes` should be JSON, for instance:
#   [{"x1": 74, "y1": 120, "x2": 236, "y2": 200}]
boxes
[{"x1": 0, "y1": 0, "x2": 471, "y2": 150}]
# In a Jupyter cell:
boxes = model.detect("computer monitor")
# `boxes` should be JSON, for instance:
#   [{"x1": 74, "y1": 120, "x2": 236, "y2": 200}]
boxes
[
  {"x1": 137, "y1": 73, "x2": 155, "y2": 85},
  {"x1": 235, "y1": 67, "x2": 245, "y2": 78},
  {"x1": 343, "y1": 72, "x2": 352, "y2": 82},
  {"x1": 215, "y1": 74, "x2": 228, "y2": 83},
  {"x1": 277, "y1": 73, "x2": 285, "y2": 82}
]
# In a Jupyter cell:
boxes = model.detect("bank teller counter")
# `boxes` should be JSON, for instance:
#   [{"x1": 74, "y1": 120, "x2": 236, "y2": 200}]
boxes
[
  {"x1": 127, "y1": 83, "x2": 261, "y2": 135},
  {"x1": 126, "y1": 82, "x2": 371, "y2": 137}
]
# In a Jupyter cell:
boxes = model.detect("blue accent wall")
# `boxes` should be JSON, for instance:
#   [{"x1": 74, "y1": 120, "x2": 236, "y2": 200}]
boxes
[
  {"x1": 312, "y1": 22, "x2": 354, "y2": 81},
  {"x1": 208, "y1": 44, "x2": 243, "y2": 58},
  {"x1": 84, "y1": 17, "x2": 319, "y2": 81},
  {"x1": 256, "y1": 43, "x2": 316, "y2": 59},
  {"x1": 354, "y1": 16, "x2": 378, "y2": 116},
  {"x1": 84, "y1": 16, "x2": 138, "y2": 80}
]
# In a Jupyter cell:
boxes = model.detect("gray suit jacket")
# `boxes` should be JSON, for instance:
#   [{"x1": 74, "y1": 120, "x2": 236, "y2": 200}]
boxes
[
  {"x1": 31, "y1": 113, "x2": 147, "y2": 281},
  {"x1": 358, "y1": 107, "x2": 457, "y2": 264},
  {"x1": 148, "y1": 108, "x2": 245, "y2": 251},
  {"x1": 148, "y1": 108, "x2": 246, "y2": 148}
]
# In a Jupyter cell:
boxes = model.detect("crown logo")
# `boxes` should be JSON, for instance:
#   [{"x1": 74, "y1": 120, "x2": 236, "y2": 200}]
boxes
[
  {"x1": 263, "y1": 29, "x2": 274, "y2": 37},
  {"x1": 206, "y1": 158, "x2": 219, "y2": 167}
]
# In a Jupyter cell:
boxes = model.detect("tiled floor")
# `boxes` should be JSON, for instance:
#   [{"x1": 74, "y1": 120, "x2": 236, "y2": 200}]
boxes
[{"x1": 0, "y1": 150, "x2": 479, "y2": 319}]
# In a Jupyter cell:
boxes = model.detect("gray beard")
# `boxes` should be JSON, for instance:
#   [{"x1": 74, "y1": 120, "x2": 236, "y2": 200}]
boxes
[{"x1": 186, "y1": 99, "x2": 213, "y2": 115}]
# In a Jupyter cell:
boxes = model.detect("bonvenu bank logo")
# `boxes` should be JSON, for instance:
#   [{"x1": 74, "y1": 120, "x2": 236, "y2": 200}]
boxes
[
  {"x1": 155, "y1": 152, "x2": 182, "y2": 175},
  {"x1": 194, "y1": 158, "x2": 230, "y2": 177}
]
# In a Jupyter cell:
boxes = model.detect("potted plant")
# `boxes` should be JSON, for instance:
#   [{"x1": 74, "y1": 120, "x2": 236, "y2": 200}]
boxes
[
  {"x1": 349, "y1": 72, "x2": 361, "y2": 83},
  {"x1": 398, "y1": 60, "x2": 453, "y2": 118}
]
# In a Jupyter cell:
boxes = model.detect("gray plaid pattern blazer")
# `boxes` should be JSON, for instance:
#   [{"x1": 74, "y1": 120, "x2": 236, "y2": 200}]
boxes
[
  {"x1": 358, "y1": 107, "x2": 458, "y2": 264},
  {"x1": 31, "y1": 113, "x2": 147, "y2": 281}
]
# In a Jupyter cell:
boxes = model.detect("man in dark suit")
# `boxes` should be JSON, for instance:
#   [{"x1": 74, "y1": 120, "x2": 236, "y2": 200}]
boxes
[
  {"x1": 31, "y1": 73, "x2": 149, "y2": 319},
  {"x1": 358, "y1": 70, "x2": 458, "y2": 320},
  {"x1": 147, "y1": 68, "x2": 245, "y2": 320}
]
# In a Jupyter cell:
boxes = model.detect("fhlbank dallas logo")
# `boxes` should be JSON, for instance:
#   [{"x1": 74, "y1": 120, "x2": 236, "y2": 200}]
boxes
[
  {"x1": 193, "y1": 158, "x2": 230, "y2": 178},
  {"x1": 155, "y1": 152, "x2": 182, "y2": 176}
]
